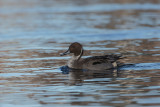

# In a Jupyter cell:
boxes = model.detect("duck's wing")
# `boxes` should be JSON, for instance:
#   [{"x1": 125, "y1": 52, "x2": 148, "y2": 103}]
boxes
[
  {"x1": 103, "y1": 54, "x2": 123, "y2": 62},
  {"x1": 81, "y1": 54, "x2": 122, "y2": 66},
  {"x1": 81, "y1": 54, "x2": 122, "y2": 70},
  {"x1": 84, "y1": 54, "x2": 122, "y2": 63}
]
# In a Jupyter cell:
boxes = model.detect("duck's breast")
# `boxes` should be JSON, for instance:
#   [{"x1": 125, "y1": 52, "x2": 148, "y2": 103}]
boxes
[{"x1": 68, "y1": 57, "x2": 83, "y2": 69}]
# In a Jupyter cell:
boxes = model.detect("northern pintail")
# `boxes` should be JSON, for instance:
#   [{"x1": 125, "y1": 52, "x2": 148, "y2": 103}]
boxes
[{"x1": 60, "y1": 42, "x2": 122, "y2": 70}]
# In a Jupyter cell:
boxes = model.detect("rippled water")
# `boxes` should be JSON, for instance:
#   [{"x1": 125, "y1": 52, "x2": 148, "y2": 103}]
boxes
[{"x1": 1, "y1": 0, "x2": 160, "y2": 107}]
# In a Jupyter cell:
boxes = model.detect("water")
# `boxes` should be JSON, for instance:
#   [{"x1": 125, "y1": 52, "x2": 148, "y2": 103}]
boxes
[{"x1": 0, "y1": 0, "x2": 160, "y2": 107}]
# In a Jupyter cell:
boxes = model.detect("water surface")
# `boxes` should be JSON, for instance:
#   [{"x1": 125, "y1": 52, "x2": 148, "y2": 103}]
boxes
[{"x1": 0, "y1": 0, "x2": 160, "y2": 107}]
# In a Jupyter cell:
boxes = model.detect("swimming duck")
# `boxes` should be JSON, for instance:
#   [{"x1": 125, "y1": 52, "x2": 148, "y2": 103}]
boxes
[{"x1": 60, "y1": 42, "x2": 122, "y2": 70}]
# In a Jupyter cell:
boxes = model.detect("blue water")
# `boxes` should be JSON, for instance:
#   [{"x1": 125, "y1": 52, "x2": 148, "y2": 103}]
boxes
[{"x1": 1, "y1": 0, "x2": 160, "y2": 107}]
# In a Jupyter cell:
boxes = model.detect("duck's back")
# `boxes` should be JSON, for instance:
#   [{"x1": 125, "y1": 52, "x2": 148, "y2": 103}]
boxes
[{"x1": 81, "y1": 55, "x2": 122, "y2": 70}]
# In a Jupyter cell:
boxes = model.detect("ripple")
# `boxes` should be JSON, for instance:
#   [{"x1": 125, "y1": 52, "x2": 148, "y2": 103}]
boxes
[
  {"x1": 1, "y1": 0, "x2": 160, "y2": 106},
  {"x1": 120, "y1": 63, "x2": 160, "y2": 70}
]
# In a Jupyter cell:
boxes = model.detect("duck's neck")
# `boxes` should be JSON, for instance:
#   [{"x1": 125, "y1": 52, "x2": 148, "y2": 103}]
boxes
[{"x1": 73, "y1": 48, "x2": 83, "y2": 61}]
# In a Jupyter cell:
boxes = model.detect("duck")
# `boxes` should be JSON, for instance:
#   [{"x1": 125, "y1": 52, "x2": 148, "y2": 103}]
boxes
[{"x1": 60, "y1": 42, "x2": 123, "y2": 70}]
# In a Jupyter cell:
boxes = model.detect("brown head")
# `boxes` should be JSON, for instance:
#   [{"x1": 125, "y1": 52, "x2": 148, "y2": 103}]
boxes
[{"x1": 60, "y1": 42, "x2": 83, "y2": 57}]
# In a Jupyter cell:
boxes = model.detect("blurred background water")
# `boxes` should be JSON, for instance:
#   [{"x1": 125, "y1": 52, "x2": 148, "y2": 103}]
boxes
[{"x1": 0, "y1": 0, "x2": 160, "y2": 107}]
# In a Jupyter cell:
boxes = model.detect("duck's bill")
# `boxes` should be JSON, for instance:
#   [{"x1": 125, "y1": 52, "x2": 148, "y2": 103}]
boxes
[{"x1": 60, "y1": 50, "x2": 70, "y2": 56}]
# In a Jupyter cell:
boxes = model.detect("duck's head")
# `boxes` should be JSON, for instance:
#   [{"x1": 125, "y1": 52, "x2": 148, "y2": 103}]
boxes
[{"x1": 60, "y1": 42, "x2": 83, "y2": 57}]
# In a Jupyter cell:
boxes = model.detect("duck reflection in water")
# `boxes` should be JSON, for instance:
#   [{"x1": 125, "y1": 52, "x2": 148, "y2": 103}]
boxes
[{"x1": 60, "y1": 66, "x2": 120, "y2": 86}]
